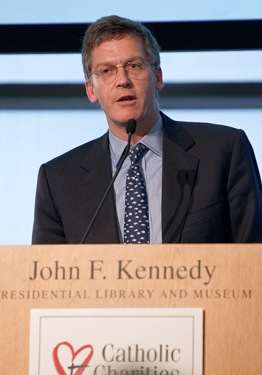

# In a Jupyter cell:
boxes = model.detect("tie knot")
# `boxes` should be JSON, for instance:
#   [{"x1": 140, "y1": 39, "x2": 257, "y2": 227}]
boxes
[{"x1": 129, "y1": 143, "x2": 148, "y2": 165}]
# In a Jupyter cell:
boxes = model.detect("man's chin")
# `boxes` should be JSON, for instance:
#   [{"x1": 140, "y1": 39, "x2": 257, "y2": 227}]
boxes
[
  {"x1": 111, "y1": 115, "x2": 139, "y2": 127},
  {"x1": 113, "y1": 105, "x2": 140, "y2": 121}
]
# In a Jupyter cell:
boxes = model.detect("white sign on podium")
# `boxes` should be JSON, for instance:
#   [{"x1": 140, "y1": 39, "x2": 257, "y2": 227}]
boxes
[{"x1": 29, "y1": 308, "x2": 203, "y2": 375}]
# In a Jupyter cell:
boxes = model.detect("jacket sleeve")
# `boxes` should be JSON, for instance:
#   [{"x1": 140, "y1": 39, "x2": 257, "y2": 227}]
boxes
[
  {"x1": 32, "y1": 164, "x2": 66, "y2": 244},
  {"x1": 227, "y1": 129, "x2": 262, "y2": 242}
]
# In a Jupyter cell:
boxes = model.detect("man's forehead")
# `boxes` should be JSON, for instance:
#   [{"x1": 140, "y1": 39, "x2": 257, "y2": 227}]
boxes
[
  {"x1": 95, "y1": 33, "x2": 142, "y2": 47},
  {"x1": 93, "y1": 35, "x2": 145, "y2": 52},
  {"x1": 90, "y1": 36, "x2": 147, "y2": 66}
]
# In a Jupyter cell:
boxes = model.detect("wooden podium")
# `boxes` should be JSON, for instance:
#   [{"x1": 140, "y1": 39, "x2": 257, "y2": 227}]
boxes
[{"x1": 0, "y1": 244, "x2": 261, "y2": 374}]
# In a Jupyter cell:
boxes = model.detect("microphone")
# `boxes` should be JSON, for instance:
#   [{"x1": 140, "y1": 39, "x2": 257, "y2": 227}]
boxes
[{"x1": 80, "y1": 118, "x2": 137, "y2": 244}]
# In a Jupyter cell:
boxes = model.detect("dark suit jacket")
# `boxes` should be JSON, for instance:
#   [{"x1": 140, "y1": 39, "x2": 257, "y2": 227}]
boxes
[{"x1": 32, "y1": 112, "x2": 262, "y2": 244}]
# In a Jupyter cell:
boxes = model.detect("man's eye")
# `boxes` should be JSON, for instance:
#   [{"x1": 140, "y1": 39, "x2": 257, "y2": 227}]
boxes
[
  {"x1": 128, "y1": 62, "x2": 142, "y2": 69},
  {"x1": 99, "y1": 67, "x2": 114, "y2": 76}
]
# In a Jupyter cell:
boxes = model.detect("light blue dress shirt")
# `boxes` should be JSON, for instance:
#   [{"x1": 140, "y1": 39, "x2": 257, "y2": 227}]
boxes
[{"x1": 109, "y1": 115, "x2": 163, "y2": 243}]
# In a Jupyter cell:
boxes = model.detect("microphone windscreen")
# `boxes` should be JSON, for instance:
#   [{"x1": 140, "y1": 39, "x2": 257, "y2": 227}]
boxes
[{"x1": 126, "y1": 119, "x2": 137, "y2": 134}]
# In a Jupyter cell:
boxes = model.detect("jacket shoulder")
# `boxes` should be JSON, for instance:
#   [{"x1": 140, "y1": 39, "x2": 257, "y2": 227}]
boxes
[
  {"x1": 161, "y1": 112, "x2": 245, "y2": 149},
  {"x1": 43, "y1": 132, "x2": 108, "y2": 171}
]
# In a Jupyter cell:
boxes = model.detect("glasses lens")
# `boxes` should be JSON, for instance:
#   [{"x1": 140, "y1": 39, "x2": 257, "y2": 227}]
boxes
[
  {"x1": 126, "y1": 60, "x2": 147, "y2": 79},
  {"x1": 97, "y1": 66, "x2": 116, "y2": 83}
]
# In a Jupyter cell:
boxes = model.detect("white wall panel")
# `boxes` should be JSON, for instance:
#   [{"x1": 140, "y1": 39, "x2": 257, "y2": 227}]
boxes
[{"x1": 1, "y1": 0, "x2": 262, "y2": 24}]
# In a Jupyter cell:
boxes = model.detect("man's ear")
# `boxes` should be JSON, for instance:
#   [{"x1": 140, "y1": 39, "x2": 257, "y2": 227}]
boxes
[
  {"x1": 155, "y1": 66, "x2": 163, "y2": 92},
  {"x1": 85, "y1": 81, "x2": 99, "y2": 103}
]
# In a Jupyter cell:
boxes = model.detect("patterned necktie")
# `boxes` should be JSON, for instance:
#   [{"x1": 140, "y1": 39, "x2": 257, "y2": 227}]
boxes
[{"x1": 124, "y1": 143, "x2": 150, "y2": 244}]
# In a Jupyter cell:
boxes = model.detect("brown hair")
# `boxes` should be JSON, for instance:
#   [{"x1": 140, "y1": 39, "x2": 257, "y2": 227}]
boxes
[{"x1": 81, "y1": 15, "x2": 161, "y2": 81}]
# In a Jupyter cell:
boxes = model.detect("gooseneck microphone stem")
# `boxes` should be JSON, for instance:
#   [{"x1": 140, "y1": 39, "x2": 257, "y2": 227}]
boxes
[{"x1": 80, "y1": 119, "x2": 137, "y2": 244}]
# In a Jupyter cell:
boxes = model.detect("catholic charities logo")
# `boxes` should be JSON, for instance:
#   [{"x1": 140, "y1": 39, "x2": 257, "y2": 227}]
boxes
[{"x1": 53, "y1": 342, "x2": 94, "y2": 375}]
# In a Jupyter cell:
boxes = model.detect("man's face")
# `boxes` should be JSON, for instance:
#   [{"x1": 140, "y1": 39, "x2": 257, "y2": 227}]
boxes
[{"x1": 85, "y1": 35, "x2": 163, "y2": 139}]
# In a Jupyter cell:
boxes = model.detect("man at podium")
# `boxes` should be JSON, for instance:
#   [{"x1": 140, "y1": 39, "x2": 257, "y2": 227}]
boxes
[{"x1": 32, "y1": 15, "x2": 262, "y2": 244}]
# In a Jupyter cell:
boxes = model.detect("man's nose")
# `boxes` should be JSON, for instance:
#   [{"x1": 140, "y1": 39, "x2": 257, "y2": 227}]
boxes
[{"x1": 116, "y1": 66, "x2": 130, "y2": 84}]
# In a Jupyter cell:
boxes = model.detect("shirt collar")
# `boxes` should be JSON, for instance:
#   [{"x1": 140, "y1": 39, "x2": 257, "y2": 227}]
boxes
[{"x1": 109, "y1": 114, "x2": 163, "y2": 168}]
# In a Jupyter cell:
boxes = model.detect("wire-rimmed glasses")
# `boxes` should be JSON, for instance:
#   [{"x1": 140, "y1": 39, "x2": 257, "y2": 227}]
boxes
[{"x1": 90, "y1": 58, "x2": 154, "y2": 84}]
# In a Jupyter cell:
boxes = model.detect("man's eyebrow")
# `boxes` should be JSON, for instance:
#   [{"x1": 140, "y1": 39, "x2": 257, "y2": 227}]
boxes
[{"x1": 93, "y1": 56, "x2": 144, "y2": 69}]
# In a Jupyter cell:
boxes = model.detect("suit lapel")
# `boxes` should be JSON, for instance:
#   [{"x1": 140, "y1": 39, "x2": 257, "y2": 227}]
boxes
[
  {"x1": 79, "y1": 133, "x2": 120, "y2": 243},
  {"x1": 161, "y1": 113, "x2": 199, "y2": 243}
]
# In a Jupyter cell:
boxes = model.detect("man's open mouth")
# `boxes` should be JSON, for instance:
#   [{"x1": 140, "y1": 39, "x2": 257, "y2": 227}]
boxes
[{"x1": 117, "y1": 96, "x2": 136, "y2": 102}]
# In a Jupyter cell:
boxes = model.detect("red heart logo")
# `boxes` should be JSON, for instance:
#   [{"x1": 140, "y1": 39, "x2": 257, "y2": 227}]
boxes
[{"x1": 53, "y1": 342, "x2": 94, "y2": 375}]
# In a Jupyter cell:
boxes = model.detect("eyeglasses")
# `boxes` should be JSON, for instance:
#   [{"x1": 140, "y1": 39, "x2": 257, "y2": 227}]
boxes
[{"x1": 90, "y1": 58, "x2": 153, "y2": 84}]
